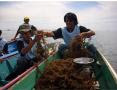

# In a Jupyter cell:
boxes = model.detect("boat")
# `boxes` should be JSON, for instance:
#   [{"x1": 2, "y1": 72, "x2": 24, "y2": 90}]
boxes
[
  {"x1": 0, "y1": 40, "x2": 19, "y2": 85},
  {"x1": 0, "y1": 40, "x2": 117, "y2": 90}
]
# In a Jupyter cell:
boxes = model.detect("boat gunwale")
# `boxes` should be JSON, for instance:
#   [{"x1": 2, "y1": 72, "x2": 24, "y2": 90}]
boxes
[
  {"x1": 97, "y1": 49, "x2": 117, "y2": 84},
  {"x1": 0, "y1": 52, "x2": 56, "y2": 90},
  {"x1": 0, "y1": 51, "x2": 18, "y2": 60},
  {"x1": 0, "y1": 64, "x2": 36, "y2": 90}
]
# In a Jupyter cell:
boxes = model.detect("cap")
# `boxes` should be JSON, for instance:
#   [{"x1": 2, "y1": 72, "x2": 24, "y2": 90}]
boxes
[
  {"x1": 24, "y1": 16, "x2": 29, "y2": 20},
  {"x1": 20, "y1": 29, "x2": 31, "y2": 33}
]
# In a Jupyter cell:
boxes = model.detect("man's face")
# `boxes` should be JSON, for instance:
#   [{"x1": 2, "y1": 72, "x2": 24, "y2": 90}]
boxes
[
  {"x1": 65, "y1": 18, "x2": 75, "y2": 32},
  {"x1": 24, "y1": 19, "x2": 29, "y2": 24}
]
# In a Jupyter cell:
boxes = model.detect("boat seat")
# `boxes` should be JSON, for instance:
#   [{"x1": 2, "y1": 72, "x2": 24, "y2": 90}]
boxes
[{"x1": 8, "y1": 41, "x2": 18, "y2": 53}]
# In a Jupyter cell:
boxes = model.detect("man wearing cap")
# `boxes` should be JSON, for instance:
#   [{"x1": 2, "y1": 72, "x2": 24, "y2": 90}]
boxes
[
  {"x1": 6, "y1": 29, "x2": 42, "y2": 81},
  {"x1": 12, "y1": 17, "x2": 37, "y2": 40}
]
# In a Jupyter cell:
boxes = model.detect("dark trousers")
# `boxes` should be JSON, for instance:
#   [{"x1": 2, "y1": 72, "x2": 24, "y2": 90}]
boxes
[
  {"x1": 5, "y1": 57, "x2": 34, "y2": 81},
  {"x1": 58, "y1": 44, "x2": 68, "y2": 57}
]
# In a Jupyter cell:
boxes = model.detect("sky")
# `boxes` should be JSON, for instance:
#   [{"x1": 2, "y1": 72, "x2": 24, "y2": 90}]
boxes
[
  {"x1": 0, "y1": 1, "x2": 117, "y2": 32},
  {"x1": 1, "y1": 1, "x2": 117, "y2": 71}
]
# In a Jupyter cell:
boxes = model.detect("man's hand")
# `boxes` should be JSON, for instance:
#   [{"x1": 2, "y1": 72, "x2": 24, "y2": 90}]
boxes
[
  {"x1": 11, "y1": 38, "x2": 16, "y2": 41},
  {"x1": 34, "y1": 34, "x2": 43, "y2": 42},
  {"x1": 79, "y1": 32, "x2": 87, "y2": 38},
  {"x1": 80, "y1": 31, "x2": 95, "y2": 38},
  {"x1": 43, "y1": 32, "x2": 54, "y2": 37}
]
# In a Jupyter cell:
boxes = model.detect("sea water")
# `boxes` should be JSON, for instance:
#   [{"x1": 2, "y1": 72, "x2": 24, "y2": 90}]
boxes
[{"x1": 2, "y1": 29, "x2": 117, "y2": 73}]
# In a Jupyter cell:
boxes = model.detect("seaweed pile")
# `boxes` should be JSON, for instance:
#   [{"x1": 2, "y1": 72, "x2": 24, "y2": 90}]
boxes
[
  {"x1": 36, "y1": 31, "x2": 49, "y2": 62},
  {"x1": 36, "y1": 40, "x2": 48, "y2": 61},
  {"x1": 35, "y1": 59, "x2": 96, "y2": 90},
  {"x1": 63, "y1": 35, "x2": 91, "y2": 59}
]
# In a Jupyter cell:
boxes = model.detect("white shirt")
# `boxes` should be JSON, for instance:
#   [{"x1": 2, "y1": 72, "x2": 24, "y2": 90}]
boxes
[
  {"x1": 62, "y1": 25, "x2": 80, "y2": 45},
  {"x1": 0, "y1": 36, "x2": 7, "y2": 51}
]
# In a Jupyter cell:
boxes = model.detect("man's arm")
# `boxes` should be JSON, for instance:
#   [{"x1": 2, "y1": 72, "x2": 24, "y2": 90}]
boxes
[
  {"x1": 79, "y1": 26, "x2": 95, "y2": 38},
  {"x1": 31, "y1": 25, "x2": 37, "y2": 31},
  {"x1": 21, "y1": 39, "x2": 36, "y2": 55},
  {"x1": 12, "y1": 27, "x2": 20, "y2": 40},
  {"x1": 43, "y1": 32, "x2": 54, "y2": 37},
  {"x1": 80, "y1": 30, "x2": 95, "y2": 38},
  {"x1": 13, "y1": 32, "x2": 19, "y2": 40},
  {"x1": 17, "y1": 39, "x2": 37, "y2": 56},
  {"x1": 43, "y1": 28, "x2": 63, "y2": 39},
  {"x1": 21, "y1": 34, "x2": 42, "y2": 55}
]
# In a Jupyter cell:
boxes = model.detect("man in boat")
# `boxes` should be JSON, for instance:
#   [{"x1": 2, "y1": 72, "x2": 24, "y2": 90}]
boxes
[
  {"x1": 12, "y1": 16, "x2": 37, "y2": 40},
  {"x1": 0, "y1": 30, "x2": 8, "y2": 56},
  {"x1": 5, "y1": 29, "x2": 43, "y2": 81},
  {"x1": 43, "y1": 12, "x2": 95, "y2": 56}
]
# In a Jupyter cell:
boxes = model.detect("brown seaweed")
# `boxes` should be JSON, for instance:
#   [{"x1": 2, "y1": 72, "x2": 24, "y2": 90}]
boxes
[
  {"x1": 35, "y1": 59, "x2": 96, "y2": 90},
  {"x1": 63, "y1": 35, "x2": 91, "y2": 59},
  {"x1": 36, "y1": 31, "x2": 49, "y2": 62}
]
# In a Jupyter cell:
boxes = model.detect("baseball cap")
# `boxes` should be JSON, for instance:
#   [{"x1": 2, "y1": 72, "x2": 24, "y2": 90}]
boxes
[{"x1": 20, "y1": 29, "x2": 31, "y2": 33}]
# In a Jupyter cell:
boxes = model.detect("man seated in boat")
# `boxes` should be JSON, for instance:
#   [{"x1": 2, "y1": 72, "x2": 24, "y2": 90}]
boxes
[
  {"x1": 0, "y1": 30, "x2": 8, "y2": 56},
  {"x1": 43, "y1": 12, "x2": 95, "y2": 57},
  {"x1": 12, "y1": 16, "x2": 37, "y2": 40},
  {"x1": 5, "y1": 29, "x2": 43, "y2": 81}
]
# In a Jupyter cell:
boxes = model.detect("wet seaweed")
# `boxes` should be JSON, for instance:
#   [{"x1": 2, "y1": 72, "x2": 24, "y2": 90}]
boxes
[{"x1": 35, "y1": 59, "x2": 96, "y2": 90}]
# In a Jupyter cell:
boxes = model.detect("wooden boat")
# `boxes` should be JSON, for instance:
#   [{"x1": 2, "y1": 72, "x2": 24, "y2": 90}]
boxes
[
  {"x1": 0, "y1": 40, "x2": 117, "y2": 90},
  {"x1": 0, "y1": 40, "x2": 19, "y2": 85}
]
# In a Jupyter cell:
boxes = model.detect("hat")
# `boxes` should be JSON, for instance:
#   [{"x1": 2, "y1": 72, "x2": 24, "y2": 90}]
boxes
[
  {"x1": 24, "y1": 16, "x2": 29, "y2": 20},
  {"x1": 20, "y1": 29, "x2": 31, "y2": 33}
]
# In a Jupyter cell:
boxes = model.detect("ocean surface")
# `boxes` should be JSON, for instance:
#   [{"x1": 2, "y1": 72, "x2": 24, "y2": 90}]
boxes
[
  {"x1": 2, "y1": 30, "x2": 117, "y2": 73},
  {"x1": 95, "y1": 30, "x2": 117, "y2": 72}
]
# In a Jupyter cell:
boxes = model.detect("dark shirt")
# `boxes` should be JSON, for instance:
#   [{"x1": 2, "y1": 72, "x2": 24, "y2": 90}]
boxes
[{"x1": 52, "y1": 26, "x2": 90, "y2": 39}]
